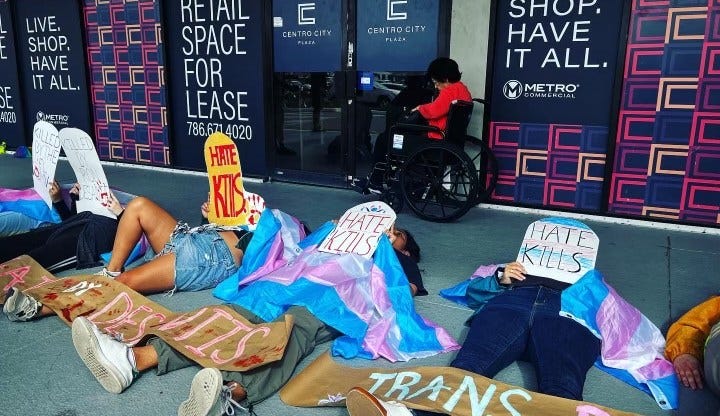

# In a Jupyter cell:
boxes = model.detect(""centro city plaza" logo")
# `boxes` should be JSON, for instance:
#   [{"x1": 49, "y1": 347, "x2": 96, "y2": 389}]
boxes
[
  {"x1": 503, "y1": 80, "x2": 579, "y2": 100},
  {"x1": 298, "y1": 2, "x2": 316, "y2": 25}
]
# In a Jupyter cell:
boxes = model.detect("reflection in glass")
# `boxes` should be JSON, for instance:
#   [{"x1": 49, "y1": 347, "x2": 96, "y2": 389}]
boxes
[
  {"x1": 273, "y1": 72, "x2": 341, "y2": 174},
  {"x1": 272, "y1": 71, "x2": 438, "y2": 183}
]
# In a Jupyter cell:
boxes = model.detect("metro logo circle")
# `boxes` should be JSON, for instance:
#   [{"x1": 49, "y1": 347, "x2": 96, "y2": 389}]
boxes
[{"x1": 503, "y1": 80, "x2": 522, "y2": 100}]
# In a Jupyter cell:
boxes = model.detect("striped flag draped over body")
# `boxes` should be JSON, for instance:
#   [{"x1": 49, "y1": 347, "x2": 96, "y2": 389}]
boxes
[{"x1": 214, "y1": 209, "x2": 459, "y2": 362}]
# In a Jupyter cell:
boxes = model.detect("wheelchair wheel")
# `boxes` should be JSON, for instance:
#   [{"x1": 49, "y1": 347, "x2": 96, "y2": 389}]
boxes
[
  {"x1": 400, "y1": 142, "x2": 478, "y2": 222},
  {"x1": 464, "y1": 135, "x2": 498, "y2": 203}
]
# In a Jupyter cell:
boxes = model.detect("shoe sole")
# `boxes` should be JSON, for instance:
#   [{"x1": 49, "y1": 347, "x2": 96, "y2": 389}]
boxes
[
  {"x1": 178, "y1": 368, "x2": 223, "y2": 416},
  {"x1": 3, "y1": 289, "x2": 20, "y2": 321},
  {"x1": 3, "y1": 289, "x2": 38, "y2": 322},
  {"x1": 346, "y1": 387, "x2": 388, "y2": 416},
  {"x1": 72, "y1": 317, "x2": 126, "y2": 394}
]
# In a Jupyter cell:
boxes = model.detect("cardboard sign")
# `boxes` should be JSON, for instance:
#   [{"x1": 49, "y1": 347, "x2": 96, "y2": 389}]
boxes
[
  {"x1": 31, "y1": 121, "x2": 61, "y2": 208},
  {"x1": 204, "y1": 132, "x2": 265, "y2": 227},
  {"x1": 318, "y1": 202, "x2": 396, "y2": 258},
  {"x1": 0, "y1": 256, "x2": 292, "y2": 372},
  {"x1": 59, "y1": 128, "x2": 114, "y2": 218},
  {"x1": 280, "y1": 353, "x2": 637, "y2": 416},
  {"x1": 516, "y1": 217, "x2": 599, "y2": 284}
]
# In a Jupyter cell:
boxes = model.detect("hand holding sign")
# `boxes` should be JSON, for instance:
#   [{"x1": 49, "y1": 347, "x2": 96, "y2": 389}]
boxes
[
  {"x1": 515, "y1": 217, "x2": 599, "y2": 285},
  {"x1": 318, "y1": 201, "x2": 397, "y2": 258},
  {"x1": 498, "y1": 262, "x2": 527, "y2": 285}
]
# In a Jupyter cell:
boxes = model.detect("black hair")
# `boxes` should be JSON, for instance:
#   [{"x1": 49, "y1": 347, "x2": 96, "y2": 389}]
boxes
[
  {"x1": 402, "y1": 229, "x2": 421, "y2": 262},
  {"x1": 426, "y1": 57, "x2": 462, "y2": 83}
]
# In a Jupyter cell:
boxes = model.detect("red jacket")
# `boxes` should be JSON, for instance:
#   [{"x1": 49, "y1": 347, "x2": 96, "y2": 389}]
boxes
[{"x1": 417, "y1": 81, "x2": 472, "y2": 139}]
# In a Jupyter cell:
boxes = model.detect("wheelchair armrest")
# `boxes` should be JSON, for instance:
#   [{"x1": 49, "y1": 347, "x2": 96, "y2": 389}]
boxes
[
  {"x1": 392, "y1": 123, "x2": 444, "y2": 136},
  {"x1": 472, "y1": 98, "x2": 487, "y2": 106}
]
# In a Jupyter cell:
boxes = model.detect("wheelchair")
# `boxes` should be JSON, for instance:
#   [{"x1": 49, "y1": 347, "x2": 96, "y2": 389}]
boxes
[{"x1": 362, "y1": 98, "x2": 498, "y2": 222}]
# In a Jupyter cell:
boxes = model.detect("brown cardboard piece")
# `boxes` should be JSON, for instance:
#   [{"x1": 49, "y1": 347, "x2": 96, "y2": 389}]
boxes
[
  {"x1": 280, "y1": 353, "x2": 639, "y2": 416},
  {"x1": 0, "y1": 256, "x2": 292, "y2": 372}
]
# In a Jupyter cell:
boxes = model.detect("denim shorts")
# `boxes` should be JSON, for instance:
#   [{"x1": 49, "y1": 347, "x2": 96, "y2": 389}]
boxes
[{"x1": 159, "y1": 225, "x2": 239, "y2": 292}]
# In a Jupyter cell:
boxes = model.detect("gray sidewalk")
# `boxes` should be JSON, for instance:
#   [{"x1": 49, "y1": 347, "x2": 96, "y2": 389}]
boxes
[{"x1": 1, "y1": 154, "x2": 719, "y2": 416}]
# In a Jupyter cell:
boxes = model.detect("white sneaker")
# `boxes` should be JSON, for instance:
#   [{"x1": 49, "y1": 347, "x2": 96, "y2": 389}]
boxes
[
  {"x1": 178, "y1": 368, "x2": 247, "y2": 416},
  {"x1": 94, "y1": 267, "x2": 121, "y2": 279},
  {"x1": 346, "y1": 387, "x2": 414, "y2": 416},
  {"x1": 3, "y1": 288, "x2": 43, "y2": 322},
  {"x1": 72, "y1": 316, "x2": 136, "y2": 393}
]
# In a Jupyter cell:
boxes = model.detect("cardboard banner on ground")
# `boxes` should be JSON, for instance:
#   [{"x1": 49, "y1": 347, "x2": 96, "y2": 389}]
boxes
[
  {"x1": 59, "y1": 128, "x2": 114, "y2": 218},
  {"x1": 318, "y1": 202, "x2": 396, "y2": 258},
  {"x1": 204, "y1": 132, "x2": 265, "y2": 228},
  {"x1": 516, "y1": 217, "x2": 599, "y2": 284},
  {"x1": 0, "y1": 256, "x2": 292, "y2": 372},
  {"x1": 31, "y1": 121, "x2": 61, "y2": 208},
  {"x1": 280, "y1": 353, "x2": 637, "y2": 416}
]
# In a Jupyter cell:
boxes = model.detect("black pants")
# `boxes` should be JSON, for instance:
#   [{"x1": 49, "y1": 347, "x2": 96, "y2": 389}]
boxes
[{"x1": 0, "y1": 221, "x2": 85, "y2": 272}]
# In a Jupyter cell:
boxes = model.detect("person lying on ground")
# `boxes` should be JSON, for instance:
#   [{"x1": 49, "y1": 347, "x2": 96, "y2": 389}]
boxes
[
  {"x1": 211, "y1": 212, "x2": 453, "y2": 362},
  {"x1": 69, "y1": 225, "x2": 428, "y2": 416},
  {"x1": 2, "y1": 195, "x2": 271, "y2": 321},
  {"x1": 665, "y1": 295, "x2": 720, "y2": 394},
  {"x1": 0, "y1": 184, "x2": 123, "y2": 273},
  {"x1": 95, "y1": 195, "x2": 261, "y2": 295},
  {"x1": 0, "y1": 180, "x2": 77, "y2": 237},
  {"x1": 429, "y1": 260, "x2": 677, "y2": 412},
  {"x1": 340, "y1": 258, "x2": 678, "y2": 416},
  {"x1": 439, "y1": 262, "x2": 600, "y2": 404}
]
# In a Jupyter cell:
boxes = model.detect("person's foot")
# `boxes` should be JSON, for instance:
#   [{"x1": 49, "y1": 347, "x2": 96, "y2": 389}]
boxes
[
  {"x1": 178, "y1": 368, "x2": 246, "y2": 416},
  {"x1": 352, "y1": 178, "x2": 384, "y2": 195},
  {"x1": 366, "y1": 181, "x2": 384, "y2": 195},
  {"x1": 94, "y1": 267, "x2": 122, "y2": 279},
  {"x1": 3, "y1": 288, "x2": 42, "y2": 322},
  {"x1": 72, "y1": 316, "x2": 136, "y2": 393},
  {"x1": 346, "y1": 387, "x2": 414, "y2": 415}
]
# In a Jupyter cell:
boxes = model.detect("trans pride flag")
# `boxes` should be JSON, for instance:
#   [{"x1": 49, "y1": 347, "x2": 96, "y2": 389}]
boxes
[
  {"x1": 214, "y1": 209, "x2": 459, "y2": 362},
  {"x1": 440, "y1": 268, "x2": 679, "y2": 410},
  {"x1": 0, "y1": 187, "x2": 60, "y2": 224}
]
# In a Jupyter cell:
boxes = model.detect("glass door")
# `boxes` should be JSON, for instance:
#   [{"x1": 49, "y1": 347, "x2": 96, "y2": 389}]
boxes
[
  {"x1": 269, "y1": 0, "x2": 450, "y2": 187},
  {"x1": 270, "y1": 0, "x2": 349, "y2": 186},
  {"x1": 271, "y1": 71, "x2": 347, "y2": 184}
]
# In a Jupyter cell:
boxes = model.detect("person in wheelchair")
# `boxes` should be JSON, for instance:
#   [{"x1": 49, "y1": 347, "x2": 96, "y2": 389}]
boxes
[
  {"x1": 361, "y1": 57, "x2": 472, "y2": 193},
  {"x1": 412, "y1": 57, "x2": 472, "y2": 140},
  {"x1": 366, "y1": 75, "x2": 435, "y2": 190}
]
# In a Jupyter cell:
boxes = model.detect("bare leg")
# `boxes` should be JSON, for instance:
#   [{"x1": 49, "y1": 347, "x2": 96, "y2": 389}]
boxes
[
  {"x1": 116, "y1": 254, "x2": 176, "y2": 294},
  {"x1": 133, "y1": 345, "x2": 159, "y2": 371},
  {"x1": 107, "y1": 197, "x2": 178, "y2": 272},
  {"x1": 226, "y1": 382, "x2": 247, "y2": 402}
]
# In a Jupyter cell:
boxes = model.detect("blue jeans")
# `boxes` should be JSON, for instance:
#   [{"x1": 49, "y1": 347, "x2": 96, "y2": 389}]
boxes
[
  {"x1": 451, "y1": 286, "x2": 600, "y2": 400},
  {"x1": 160, "y1": 227, "x2": 238, "y2": 292},
  {"x1": 0, "y1": 211, "x2": 49, "y2": 237}
]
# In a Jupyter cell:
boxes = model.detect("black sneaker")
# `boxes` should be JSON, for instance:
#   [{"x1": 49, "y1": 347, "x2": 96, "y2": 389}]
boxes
[
  {"x1": 352, "y1": 178, "x2": 384, "y2": 195},
  {"x1": 351, "y1": 178, "x2": 371, "y2": 195}
]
